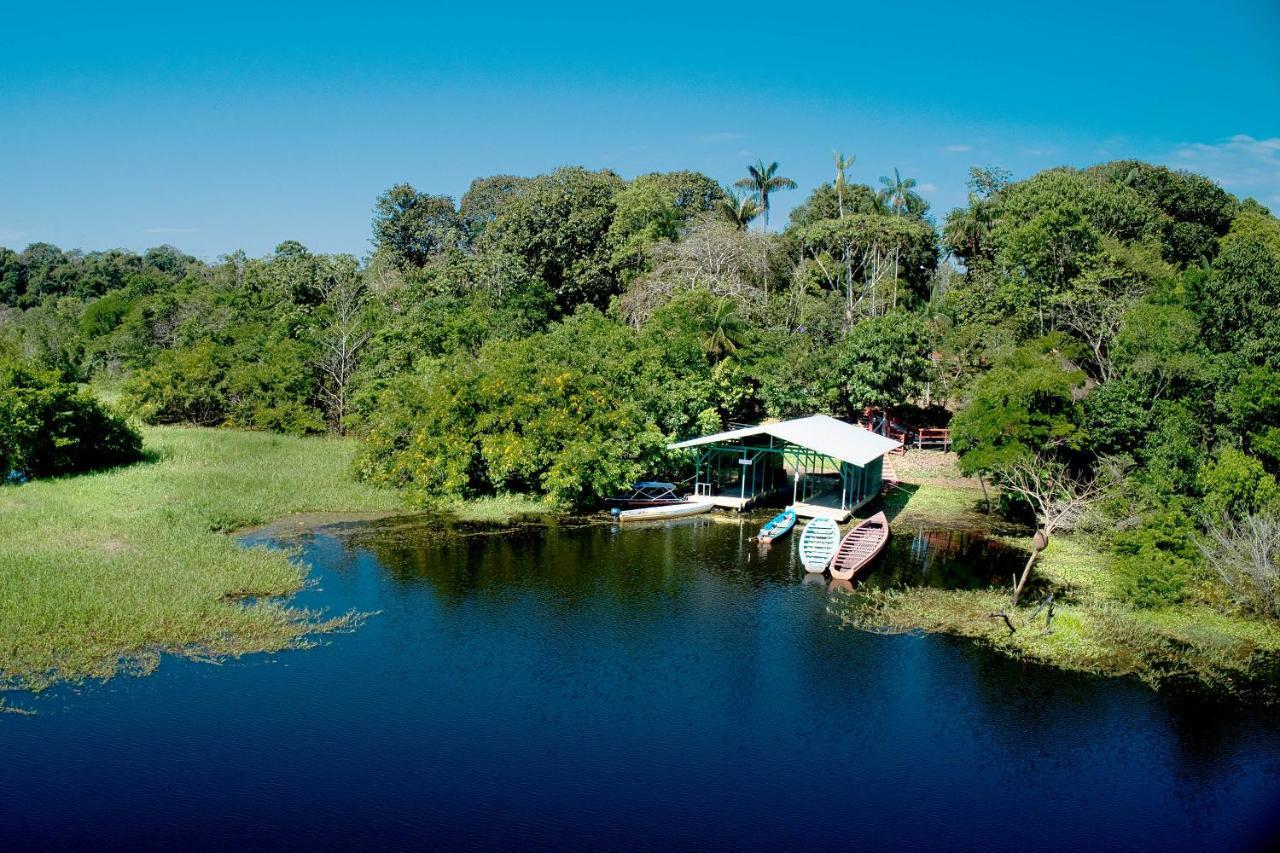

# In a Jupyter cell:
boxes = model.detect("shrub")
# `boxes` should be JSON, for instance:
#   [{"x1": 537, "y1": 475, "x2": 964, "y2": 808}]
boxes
[
  {"x1": 1198, "y1": 513, "x2": 1280, "y2": 618},
  {"x1": 1198, "y1": 448, "x2": 1280, "y2": 520},
  {"x1": 1109, "y1": 507, "x2": 1199, "y2": 607},
  {"x1": 0, "y1": 360, "x2": 142, "y2": 478}
]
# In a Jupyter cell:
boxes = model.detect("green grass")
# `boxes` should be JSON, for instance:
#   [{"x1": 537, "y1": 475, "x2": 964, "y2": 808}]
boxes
[
  {"x1": 439, "y1": 493, "x2": 559, "y2": 524},
  {"x1": 0, "y1": 426, "x2": 406, "y2": 691}
]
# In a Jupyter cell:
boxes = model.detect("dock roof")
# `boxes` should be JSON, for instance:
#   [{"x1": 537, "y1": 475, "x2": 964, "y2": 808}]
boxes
[{"x1": 668, "y1": 415, "x2": 902, "y2": 467}]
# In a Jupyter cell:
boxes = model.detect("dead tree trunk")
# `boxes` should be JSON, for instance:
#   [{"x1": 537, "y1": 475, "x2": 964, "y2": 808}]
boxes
[{"x1": 1012, "y1": 529, "x2": 1048, "y2": 605}]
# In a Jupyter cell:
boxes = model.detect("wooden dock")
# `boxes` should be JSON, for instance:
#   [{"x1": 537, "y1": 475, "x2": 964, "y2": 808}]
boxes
[
  {"x1": 696, "y1": 482, "x2": 788, "y2": 512},
  {"x1": 789, "y1": 488, "x2": 875, "y2": 523}
]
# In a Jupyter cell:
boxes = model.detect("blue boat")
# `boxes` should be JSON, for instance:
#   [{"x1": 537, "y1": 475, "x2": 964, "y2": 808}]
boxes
[{"x1": 757, "y1": 509, "x2": 797, "y2": 542}]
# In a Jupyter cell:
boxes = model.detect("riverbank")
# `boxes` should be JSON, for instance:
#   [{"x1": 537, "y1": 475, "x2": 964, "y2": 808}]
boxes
[
  {"x1": 0, "y1": 426, "x2": 410, "y2": 690},
  {"x1": 847, "y1": 452, "x2": 1280, "y2": 697}
]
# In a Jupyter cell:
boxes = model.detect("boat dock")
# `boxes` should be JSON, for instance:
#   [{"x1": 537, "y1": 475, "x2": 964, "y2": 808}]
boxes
[
  {"x1": 789, "y1": 488, "x2": 878, "y2": 523},
  {"x1": 695, "y1": 481, "x2": 788, "y2": 511}
]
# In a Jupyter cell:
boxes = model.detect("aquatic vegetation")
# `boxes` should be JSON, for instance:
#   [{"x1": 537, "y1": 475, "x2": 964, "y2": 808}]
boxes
[{"x1": 0, "y1": 426, "x2": 402, "y2": 691}]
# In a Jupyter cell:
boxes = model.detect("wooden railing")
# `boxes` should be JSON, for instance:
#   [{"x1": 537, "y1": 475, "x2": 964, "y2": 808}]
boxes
[{"x1": 914, "y1": 428, "x2": 952, "y2": 451}]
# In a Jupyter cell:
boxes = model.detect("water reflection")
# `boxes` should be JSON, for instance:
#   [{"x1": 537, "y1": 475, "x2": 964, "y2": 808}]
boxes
[{"x1": 4, "y1": 513, "x2": 1275, "y2": 850}]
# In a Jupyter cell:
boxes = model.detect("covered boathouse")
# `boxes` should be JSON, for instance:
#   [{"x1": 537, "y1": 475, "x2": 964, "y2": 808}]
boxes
[{"x1": 668, "y1": 415, "x2": 902, "y2": 522}]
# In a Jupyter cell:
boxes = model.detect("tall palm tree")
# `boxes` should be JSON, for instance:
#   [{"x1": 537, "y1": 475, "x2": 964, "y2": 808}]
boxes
[
  {"x1": 716, "y1": 187, "x2": 761, "y2": 230},
  {"x1": 877, "y1": 168, "x2": 923, "y2": 217},
  {"x1": 734, "y1": 160, "x2": 797, "y2": 231},
  {"x1": 833, "y1": 151, "x2": 856, "y2": 217}
]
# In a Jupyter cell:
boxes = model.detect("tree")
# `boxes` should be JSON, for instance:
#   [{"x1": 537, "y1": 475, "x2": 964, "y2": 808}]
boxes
[
  {"x1": 372, "y1": 184, "x2": 460, "y2": 270},
  {"x1": 607, "y1": 171, "x2": 724, "y2": 280},
  {"x1": 698, "y1": 298, "x2": 745, "y2": 360},
  {"x1": 734, "y1": 160, "x2": 797, "y2": 231},
  {"x1": 787, "y1": 182, "x2": 881, "y2": 228},
  {"x1": 716, "y1": 187, "x2": 762, "y2": 230},
  {"x1": 943, "y1": 196, "x2": 999, "y2": 266},
  {"x1": 877, "y1": 168, "x2": 924, "y2": 217},
  {"x1": 1052, "y1": 238, "x2": 1170, "y2": 382},
  {"x1": 619, "y1": 217, "x2": 772, "y2": 326},
  {"x1": 1085, "y1": 160, "x2": 1237, "y2": 265},
  {"x1": 951, "y1": 335, "x2": 1088, "y2": 478},
  {"x1": 833, "y1": 151, "x2": 856, "y2": 217},
  {"x1": 313, "y1": 258, "x2": 372, "y2": 434},
  {"x1": 822, "y1": 313, "x2": 933, "y2": 418},
  {"x1": 458, "y1": 175, "x2": 531, "y2": 244},
  {"x1": 967, "y1": 166, "x2": 1012, "y2": 198},
  {"x1": 1195, "y1": 210, "x2": 1280, "y2": 364},
  {"x1": 794, "y1": 214, "x2": 939, "y2": 322},
  {"x1": 0, "y1": 359, "x2": 142, "y2": 478},
  {"x1": 996, "y1": 454, "x2": 1110, "y2": 604},
  {"x1": 1197, "y1": 448, "x2": 1280, "y2": 521},
  {"x1": 477, "y1": 167, "x2": 624, "y2": 313}
]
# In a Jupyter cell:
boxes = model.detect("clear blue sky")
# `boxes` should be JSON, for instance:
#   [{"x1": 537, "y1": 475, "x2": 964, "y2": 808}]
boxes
[{"x1": 2, "y1": 0, "x2": 1277, "y2": 259}]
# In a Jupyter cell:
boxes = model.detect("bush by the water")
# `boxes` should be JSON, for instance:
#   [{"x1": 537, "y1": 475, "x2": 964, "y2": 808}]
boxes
[
  {"x1": 0, "y1": 360, "x2": 142, "y2": 479},
  {"x1": 1108, "y1": 508, "x2": 1200, "y2": 607}
]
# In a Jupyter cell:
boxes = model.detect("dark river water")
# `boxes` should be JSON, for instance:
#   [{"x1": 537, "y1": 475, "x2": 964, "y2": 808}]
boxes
[{"x1": 3, "y1": 514, "x2": 1280, "y2": 851}]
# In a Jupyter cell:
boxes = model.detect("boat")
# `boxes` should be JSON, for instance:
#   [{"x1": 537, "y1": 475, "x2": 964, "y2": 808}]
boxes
[
  {"x1": 828, "y1": 512, "x2": 890, "y2": 581},
  {"x1": 757, "y1": 509, "x2": 796, "y2": 543},
  {"x1": 606, "y1": 481, "x2": 687, "y2": 508},
  {"x1": 614, "y1": 499, "x2": 713, "y2": 522},
  {"x1": 798, "y1": 517, "x2": 841, "y2": 572}
]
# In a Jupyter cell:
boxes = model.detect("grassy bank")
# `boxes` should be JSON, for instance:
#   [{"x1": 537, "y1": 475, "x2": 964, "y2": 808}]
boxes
[
  {"x1": 0, "y1": 426, "x2": 413, "y2": 690},
  {"x1": 845, "y1": 452, "x2": 1280, "y2": 696}
]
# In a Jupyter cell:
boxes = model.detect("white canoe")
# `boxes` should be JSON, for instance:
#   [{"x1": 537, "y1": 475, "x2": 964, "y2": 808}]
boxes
[
  {"x1": 616, "y1": 499, "x2": 713, "y2": 522},
  {"x1": 798, "y1": 517, "x2": 841, "y2": 572}
]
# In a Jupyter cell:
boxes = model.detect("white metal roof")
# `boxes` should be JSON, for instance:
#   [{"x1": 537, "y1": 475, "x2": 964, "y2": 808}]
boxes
[{"x1": 668, "y1": 415, "x2": 902, "y2": 467}]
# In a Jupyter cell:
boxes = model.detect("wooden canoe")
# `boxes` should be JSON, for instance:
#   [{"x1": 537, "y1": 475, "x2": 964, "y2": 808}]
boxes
[
  {"x1": 758, "y1": 509, "x2": 797, "y2": 543},
  {"x1": 829, "y1": 512, "x2": 890, "y2": 580},
  {"x1": 798, "y1": 517, "x2": 841, "y2": 572},
  {"x1": 616, "y1": 500, "x2": 713, "y2": 522}
]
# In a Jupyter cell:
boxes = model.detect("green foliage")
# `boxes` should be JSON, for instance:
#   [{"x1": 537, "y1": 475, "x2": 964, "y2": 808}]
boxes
[
  {"x1": 788, "y1": 181, "x2": 881, "y2": 227},
  {"x1": 1109, "y1": 506, "x2": 1199, "y2": 607},
  {"x1": 951, "y1": 335, "x2": 1087, "y2": 475},
  {"x1": 477, "y1": 167, "x2": 624, "y2": 313},
  {"x1": 606, "y1": 171, "x2": 723, "y2": 281},
  {"x1": 458, "y1": 174, "x2": 531, "y2": 243},
  {"x1": 734, "y1": 160, "x2": 797, "y2": 229},
  {"x1": 1085, "y1": 160, "x2": 1237, "y2": 264},
  {"x1": 372, "y1": 184, "x2": 461, "y2": 270},
  {"x1": 794, "y1": 213, "x2": 940, "y2": 306},
  {"x1": 1223, "y1": 367, "x2": 1280, "y2": 468},
  {"x1": 1197, "y1": 448, "x2": 1280, "y2": 521},
  {"x1": 823, "y1": 313, "x2": 933, "y2": 416},
  {"x1": 357, "y1": 311, "x2": 667, "y2": 509},
  {"x1": 1196, "y1": 211, "x2": 1280, "y2": 365},
  {"x1": 1112, "y1": 301, "x2": 1206, "y2": 399},
  {"x1": 0, "y1": 359, "x2": 142, "y2": 478}
]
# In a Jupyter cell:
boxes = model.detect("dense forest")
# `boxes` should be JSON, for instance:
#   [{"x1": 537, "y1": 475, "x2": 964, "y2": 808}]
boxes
[{"x1": 3, "y1": 158, "x2": 1279, "y2": 615}]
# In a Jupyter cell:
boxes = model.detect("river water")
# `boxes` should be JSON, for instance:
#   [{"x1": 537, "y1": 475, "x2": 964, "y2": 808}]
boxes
[{"x1": 2, "y1": 514, "x2": 1278, "y2": 850}]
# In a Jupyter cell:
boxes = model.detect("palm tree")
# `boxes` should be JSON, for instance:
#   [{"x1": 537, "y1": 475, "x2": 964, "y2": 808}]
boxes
[
  {"x1": 943, "y1": 195, "x2": 998, "y2": 263},
  {"x1": 877, "y1": 168, "x2": 923, "y2": 217},
  {"x1": 833, "y1": 151, "x2": 856, "y2": 217},
  {"x1": 701, "y1": 300, "x2": 745, "y2": 359},
  {"x1": 716, "y1": 187, "x2": 761, "y2": 230},
  {"x1": 734, "y1": 160, "x2": 797, "y2": 231}
]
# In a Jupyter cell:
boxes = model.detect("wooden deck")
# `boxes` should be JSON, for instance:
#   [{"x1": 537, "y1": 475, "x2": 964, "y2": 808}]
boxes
[
  {"x1": 697, "y1": 482, "x2": 788, "y2": 511},
  {"x1": 789, "y1": 488, "x2": 876, "y2": 523}
]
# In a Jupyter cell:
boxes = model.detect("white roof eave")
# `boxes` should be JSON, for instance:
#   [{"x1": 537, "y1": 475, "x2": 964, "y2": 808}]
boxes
[{"x1": 667, "y1": 414, "x2": 901, "y2": 467}]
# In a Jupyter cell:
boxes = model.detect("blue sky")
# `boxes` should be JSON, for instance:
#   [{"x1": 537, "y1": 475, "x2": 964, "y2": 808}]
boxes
[{"x1": 1, "y1": 0, "x2": 1277, "y2": 259}]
